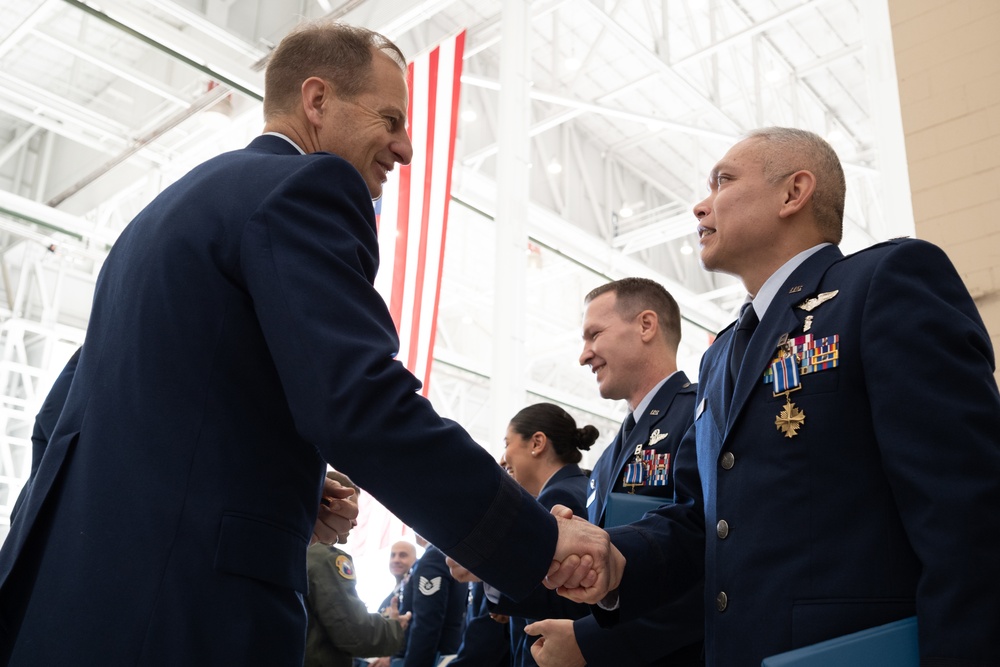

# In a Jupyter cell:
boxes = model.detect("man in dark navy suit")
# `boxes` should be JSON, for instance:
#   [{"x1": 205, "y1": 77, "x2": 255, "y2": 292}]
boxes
[
  {"x1": 395, "y1": 539, "x2": 468, "y2": 667},
  {"x1": 0, "y1": 21, "x2": 598, "y2": 666},
  {"x1": 526, "y1": 278, "x2": 702, "y2": 666},
  {"x1": 378, "y1": 540, "x2": 418, "y2": 615},
  {"x1": 544, "y1": 127, "x2": 1000, "y2": 666}
]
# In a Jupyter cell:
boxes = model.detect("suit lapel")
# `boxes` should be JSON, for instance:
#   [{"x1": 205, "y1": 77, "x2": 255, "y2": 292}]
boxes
[
  {"x1": 703, "y1": 329, "x2": 732, "y2": 440},
  {"x1": 726, "y1": 245, "x2": 844, "y2": 434},
  {"x1": 605, "y1": 373, "x2": 691, "y2": 509},
  {"x1": 589, "y1": 422, "x2": 627, "y2": 523}
]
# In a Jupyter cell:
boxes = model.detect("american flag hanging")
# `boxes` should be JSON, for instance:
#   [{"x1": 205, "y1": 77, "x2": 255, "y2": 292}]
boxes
[
  {"x1": 374, "y1": 29, "x2": 466, "y2": 398},
  {"x1": 348, "y1": 31, "x2": 467, "y2": 569}
]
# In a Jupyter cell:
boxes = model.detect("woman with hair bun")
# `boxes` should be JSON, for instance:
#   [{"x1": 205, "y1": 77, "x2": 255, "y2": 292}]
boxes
[
  {"x1": 503, "y1": 402, "x2": 597, "y2": 500},
  {"x1": 499, "y1": 403, "x2": 596, "y2": 667}
]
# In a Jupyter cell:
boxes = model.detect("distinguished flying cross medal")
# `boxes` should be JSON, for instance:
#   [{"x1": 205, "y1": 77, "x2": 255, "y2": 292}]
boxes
[
  {"x1": 759, "y1": 289, "x2": 842, "y2": 438},
  {"x1": 763, "y1": 332, "x2": 841, "y2": 438},
  {"x1": 771, "y1": 346, "x2": 805, "y2": 438}
]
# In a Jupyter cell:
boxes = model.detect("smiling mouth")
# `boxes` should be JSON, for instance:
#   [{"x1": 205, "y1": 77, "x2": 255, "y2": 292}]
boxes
[{"x1": 697, "y1": 226, "x2": 715, "y2": 240}]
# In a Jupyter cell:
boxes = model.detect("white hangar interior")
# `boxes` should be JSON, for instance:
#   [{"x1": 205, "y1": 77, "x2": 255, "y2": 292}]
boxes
[{"x1": 0, "y1": 0, "x2": 997, "y2": 546}]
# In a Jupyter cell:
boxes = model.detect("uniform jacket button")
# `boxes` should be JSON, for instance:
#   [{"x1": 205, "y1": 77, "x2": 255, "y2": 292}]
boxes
[
  {"x1": 720, "y1": 451, "x2": 735, "y2": 469},
  {"x1": 716, "y1": 591, "x2": 728, "y2": 612},
  {"x1": 717, "y1": 519, "x2": 729, "y2": 539}
]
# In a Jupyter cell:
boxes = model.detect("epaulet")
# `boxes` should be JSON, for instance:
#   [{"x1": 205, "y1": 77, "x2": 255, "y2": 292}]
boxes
[{"x1": 843, "y1": 236, "x2": 913, "y2": 260}]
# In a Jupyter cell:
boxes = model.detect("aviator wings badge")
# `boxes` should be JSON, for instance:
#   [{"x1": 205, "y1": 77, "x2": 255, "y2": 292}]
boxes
[{"x1": 796, "y1": 290, "x2": 839, "y2": 312}]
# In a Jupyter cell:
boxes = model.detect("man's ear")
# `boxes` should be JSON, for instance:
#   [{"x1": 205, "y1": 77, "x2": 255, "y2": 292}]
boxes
[
  {"x1": 637, "y1": 310, "x2": 659, "y2": 343},
  {"x1": 778, "y1": 170, "x2": 816, "y2": 219},
  {"x1": 301, "y1": 76, "x2": 329, "y2": 127}
]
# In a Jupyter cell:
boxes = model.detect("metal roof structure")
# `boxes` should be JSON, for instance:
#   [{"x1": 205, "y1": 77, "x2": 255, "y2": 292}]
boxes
[{"x1": 0, "y1": 0, "x2": 911, "y2": 529}]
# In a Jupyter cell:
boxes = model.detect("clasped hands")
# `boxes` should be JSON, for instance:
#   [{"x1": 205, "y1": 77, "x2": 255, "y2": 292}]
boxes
[
  {"x1": 312, "y1": 476, "x2": 359, "y2": 545},
  {"x1": 446, "y1": 504, "x2": 626, "y2": 605}
]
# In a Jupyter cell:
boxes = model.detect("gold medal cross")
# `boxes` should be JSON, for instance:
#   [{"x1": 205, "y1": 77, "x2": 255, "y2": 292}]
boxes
[{"x1": 774, "y1": 393, "x2": 805, "y2": 438}]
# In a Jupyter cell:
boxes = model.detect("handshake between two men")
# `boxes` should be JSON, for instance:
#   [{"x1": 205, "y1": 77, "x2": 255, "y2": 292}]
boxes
[{"x1": 449, "y1": 504, "x2": 627, "y2": 605}]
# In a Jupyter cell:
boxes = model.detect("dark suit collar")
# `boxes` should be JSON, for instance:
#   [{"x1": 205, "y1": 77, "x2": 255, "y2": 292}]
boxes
[
  {"x1": 542, "y1": 463, "x2": 585, "y2": 491},
  {"x1": 247, "y1": 133, "x2": 305, "y2": 156},
  {"x1": 611, "y1": 371, "x2": 694, "y2": 480},
  {"x1": 726, "y1": 244, "x2": 844, "y2": 431},
  {"x1": 631, "y1": 370, "x2": 693, "y2": 435}
]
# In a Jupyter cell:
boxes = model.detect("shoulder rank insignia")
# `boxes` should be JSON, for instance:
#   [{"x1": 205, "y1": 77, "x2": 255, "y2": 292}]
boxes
[
  {"x1": 418, "y1": 576, "x2": 442, "y2": 596},
  {"x1": 796, "y1": 290, "x2": 839, "y2": 312}
]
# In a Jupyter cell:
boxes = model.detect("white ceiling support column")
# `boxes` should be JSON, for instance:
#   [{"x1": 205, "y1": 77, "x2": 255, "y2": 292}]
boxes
[
  {"x1": 860, "y1": 0, "x2": 914, "y2": 237},
  {"x1": 490, "y1": 0, "x2": 531, "y2": 445}
]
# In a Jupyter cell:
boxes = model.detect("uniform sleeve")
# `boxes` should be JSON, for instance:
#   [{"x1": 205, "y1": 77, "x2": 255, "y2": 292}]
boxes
[
  {"x1": 10, "y1": 347, "x2": 81, "y2": 522},
  {"x1": 402, "y1": 552, "x2": 454, "y2": 667},
  {"x1": 573, "y1": 595, "x2": 703, "y2": 663},
  {"x1": 240, "y1": 156, "x2": 556, "y2": 597},
  {"x1": 450, "y1": 583, "x2": 509, "y2": 667},
  {"x1": 490, "y1": 473, "x2": 591, "y2": 621},
  {"x1": 859, "y1": 240, "x2": 1000, "y2": 660},
  {"x1": 605, "y1": 421, "x2": 707, "y2": 621},
  {"x1": 306, "y1": 547, "x2": 405, "y2": 658}
]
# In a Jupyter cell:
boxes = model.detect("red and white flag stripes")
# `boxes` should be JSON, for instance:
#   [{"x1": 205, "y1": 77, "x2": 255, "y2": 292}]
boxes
[{"x1": 374, "y1": 30, "x2": 466, "y2": 398}]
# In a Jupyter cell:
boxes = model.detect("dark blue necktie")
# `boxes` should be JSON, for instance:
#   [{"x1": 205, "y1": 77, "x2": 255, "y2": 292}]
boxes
[
  {"x1": 622, "y1": 412, "x2": 636, "y2": 442},
  {"x1": 729, "y1": 302, "x2": 759, "y2": 386}
]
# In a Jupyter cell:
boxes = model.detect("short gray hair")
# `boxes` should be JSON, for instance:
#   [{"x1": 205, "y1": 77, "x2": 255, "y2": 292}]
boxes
[{"x1": 744, "y1": 127, "x2": 846, "y2": 244}]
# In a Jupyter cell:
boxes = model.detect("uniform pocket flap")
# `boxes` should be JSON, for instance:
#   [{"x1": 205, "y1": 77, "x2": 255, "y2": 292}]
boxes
[{"x1": 214, "y1": 513, "x2": 308, "y2": 593}]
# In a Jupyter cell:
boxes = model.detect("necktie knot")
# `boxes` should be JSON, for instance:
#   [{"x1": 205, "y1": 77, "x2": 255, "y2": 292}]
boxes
[
  {"x1": 729, "y1": 303, "x2": 759, "y2": 386},
  {"x1": 737, "y1": 302, "x2": 758, "y2": 331},
  {"x1": 623, "y1": 412, "x2": 636, "y2": 440}
]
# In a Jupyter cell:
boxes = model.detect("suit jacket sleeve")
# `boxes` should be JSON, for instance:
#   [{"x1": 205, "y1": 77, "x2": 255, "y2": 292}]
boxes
[
  {"x1": 858, "y1": 240, "x2": 1000, "y2": 659},
  {"x1": 305, "y1": 545, "x2": 404, "y2": 657},
  {"x1": 10, "y1": 346, "x2": 81, "y2": 523},
  {"x1": 449, "y1": 583, "x2": 509, "y2": 667},
  {"x1": 402, "y1": 549, "x2": 458, "y2": 667},
  {"x1": 489, "y1": 467, "x2": 590, "y2": 621},
  {"x1": 573, "y1": 605, "x2": 702, "y2": 665},
  {"x1": 239, "y1": 155, "x2": 556, "y2": 597},
  {"x1": 605, "y1": 422, "x2": 706, "y2": 621}
]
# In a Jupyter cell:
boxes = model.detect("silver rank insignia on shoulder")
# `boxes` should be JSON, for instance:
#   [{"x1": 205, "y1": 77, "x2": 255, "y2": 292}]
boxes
[
  {"x1": 419, "y1": 576, "x2": 443, "y2": 596},
  {"x1": 796, "y1": 290, "x2": 839, "y2": 312},
  {"x1": 649, "y1": 429, "x2": 668, "y2": 446}
]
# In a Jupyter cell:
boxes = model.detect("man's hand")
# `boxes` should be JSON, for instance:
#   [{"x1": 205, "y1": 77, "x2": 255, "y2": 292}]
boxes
[
  {"x1": 312, "y1": 477, "x2": 358, "y2": 545},
  {"x1": 524, "y1": 618, "x2": 585, "y2": 667},
  {"x1": 367, "y1": 658, "x2": 390, "y2": 667},
  {"x1": 445, "y1": 556, "x2": 482, "y2": 583},
  {"x1": 545, "y1": 504, "x2": 626, "y2": 604},
  {"x1": 383, "y1": 595, "x2": 412, "y2": 631}
]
